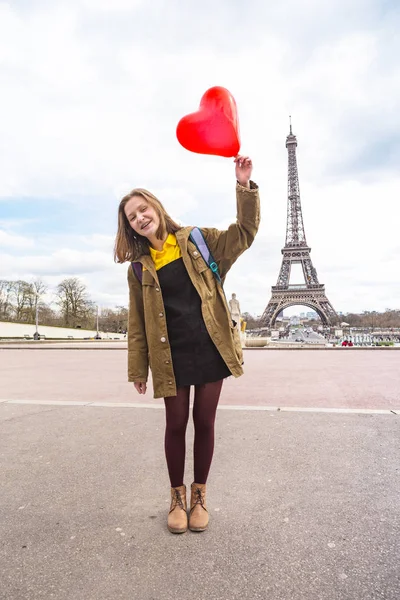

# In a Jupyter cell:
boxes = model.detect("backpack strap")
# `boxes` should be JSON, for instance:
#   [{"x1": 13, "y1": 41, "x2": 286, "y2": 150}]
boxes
[
  {"x1": 189, "y1": 227, "x2": 222, "y2": 284},
  {"x1": 131, "y1": 262, "x2": 143, "y2": 284}
]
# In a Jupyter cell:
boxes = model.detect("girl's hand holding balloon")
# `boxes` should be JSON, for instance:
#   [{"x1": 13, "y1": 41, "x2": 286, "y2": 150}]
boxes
[{"x1": 234, "y1": 155, "x2": 252, "y2": 188}]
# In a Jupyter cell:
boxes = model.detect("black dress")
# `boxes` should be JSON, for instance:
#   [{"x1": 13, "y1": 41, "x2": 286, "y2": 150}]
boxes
[{"x1": 157, "y1": 257, "x2": 232, "y2": 387}]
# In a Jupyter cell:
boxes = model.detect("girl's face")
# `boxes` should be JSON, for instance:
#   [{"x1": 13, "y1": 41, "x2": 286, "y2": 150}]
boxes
[{"x1": 124, "y1": 195, "x2": 160, "y2": 241}]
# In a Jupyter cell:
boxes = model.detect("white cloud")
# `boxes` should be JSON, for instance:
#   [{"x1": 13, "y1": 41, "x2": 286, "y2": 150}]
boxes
[
  {"x1": 0, "y1": 248, "x2": 112, "y2": 277},
  {"x1": 0, "y1": 230, "x2": 35, "y2": 249},
  {"x1": 82, "y1": 0, "x2": 143, "y2": 10}
]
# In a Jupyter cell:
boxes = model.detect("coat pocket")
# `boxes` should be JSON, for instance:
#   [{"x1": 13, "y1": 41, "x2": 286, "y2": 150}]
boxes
[
  {"x1": 189, "y1": 248, "x2": 209, "y2": 274},
  {"x1": 189, "y1": 247, "x2": 218, "y2": 296}
]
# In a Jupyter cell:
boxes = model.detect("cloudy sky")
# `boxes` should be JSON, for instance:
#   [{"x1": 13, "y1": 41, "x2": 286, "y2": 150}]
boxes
[{"x1": 0, "y1": 0, "x2": 399, "y2": 317}]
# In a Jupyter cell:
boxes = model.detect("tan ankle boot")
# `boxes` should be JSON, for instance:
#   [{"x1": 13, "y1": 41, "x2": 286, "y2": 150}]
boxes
[
  {"x1": 167, "y1": 485, "x2": 188, "y2": 534},
  {"x1": 189, "y1": 483, "x2": 209, "y2": 532}
]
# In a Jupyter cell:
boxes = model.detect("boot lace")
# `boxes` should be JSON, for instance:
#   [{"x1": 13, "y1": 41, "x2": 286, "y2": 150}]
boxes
[
  {"x1": 192, "y1": 487, "x2": 205, "y2": 510},
  {"x1": 170, "y1": 488, "x2": 184, "y2": 512}
]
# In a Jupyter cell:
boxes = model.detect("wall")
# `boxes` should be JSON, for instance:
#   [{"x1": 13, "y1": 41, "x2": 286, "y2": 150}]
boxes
[{"x1": 0, "y1": 321, "x2": 123, "y2": 340}]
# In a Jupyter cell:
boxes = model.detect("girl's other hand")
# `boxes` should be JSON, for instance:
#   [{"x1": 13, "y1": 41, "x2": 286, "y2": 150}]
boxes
[{"x1": 133, "y1": 382, "x2": 147, "y2": 394}]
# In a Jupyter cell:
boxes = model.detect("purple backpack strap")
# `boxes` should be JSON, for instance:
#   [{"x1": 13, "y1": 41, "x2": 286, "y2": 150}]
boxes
[
  {"x1": 189, "y1": 227, "x2": 222, "y2": 284},
  {"x1": 131, "y1": 262, "x2": 143, "y2": 284}
]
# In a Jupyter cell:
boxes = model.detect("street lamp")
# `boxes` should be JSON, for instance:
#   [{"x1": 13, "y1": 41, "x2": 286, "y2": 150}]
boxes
[
  {"x1": 33, "y1": 292, "x2": 40, "y2": 341},
  {"x1": 95, "y1": 305, "x2": 101, "y2": 340}
]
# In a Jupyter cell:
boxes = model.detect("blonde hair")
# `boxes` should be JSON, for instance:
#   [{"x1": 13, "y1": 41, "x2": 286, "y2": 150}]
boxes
[{"x1": 113, "y1": 188, "x2": 181, "y2": 263}]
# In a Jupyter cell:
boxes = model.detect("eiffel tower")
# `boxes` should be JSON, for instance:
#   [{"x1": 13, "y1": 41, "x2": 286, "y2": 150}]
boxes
[{"x1": 261, "y1": 121, "x2": 338, "y2": 328}]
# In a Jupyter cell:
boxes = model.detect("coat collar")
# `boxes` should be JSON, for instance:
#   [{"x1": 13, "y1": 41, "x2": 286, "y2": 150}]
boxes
[{"x1": 175, "y1": 226, "x2": 192, "y2": 248}]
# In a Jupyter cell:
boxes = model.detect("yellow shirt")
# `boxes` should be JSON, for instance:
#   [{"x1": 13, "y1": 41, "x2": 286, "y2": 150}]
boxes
[{"x1": 149, "y1": 233, "x2": 182, "y2": 271}]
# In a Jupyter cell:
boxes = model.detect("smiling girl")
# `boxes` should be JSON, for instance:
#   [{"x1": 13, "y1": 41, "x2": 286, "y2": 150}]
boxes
[{"x1": 114, "y1": 156, "x2": 260, "y2": 533}]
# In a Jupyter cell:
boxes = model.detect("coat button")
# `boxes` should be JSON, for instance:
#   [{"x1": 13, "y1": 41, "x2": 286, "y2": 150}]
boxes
[
  {"x1": 161, "y1": 337, "x2": 166, "y2": 342},
  {"x1": 168, "y1": 381, "x2": 173, "y2": 385},
  {"x1": 159, "y1": 312, "x2": 163, "y2": 317},
  {"x1": 155, "y1": 287, "x2": 160, "y2": 292},
  {"x1": 165, "y1": 360, "x2": 170, "y2": 364},
  {"x1": 193, "y1": 251, "x2": 198, "y2": 256}
]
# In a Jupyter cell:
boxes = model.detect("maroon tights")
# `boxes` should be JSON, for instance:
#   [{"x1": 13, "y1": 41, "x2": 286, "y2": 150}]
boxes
[{"x1": 164, "y1": 380, "x2": 223, "y2": 488}]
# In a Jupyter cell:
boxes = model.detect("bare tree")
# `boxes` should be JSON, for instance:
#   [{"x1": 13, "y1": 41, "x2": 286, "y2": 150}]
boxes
[
  {"x1": 10, "y1": 280, "x2": 33, "y2": 321},
  {"x1": 0, "y1": 280, "x2": 16, "y2": 321},
  {"x1": 115, "y1": 305, "x2": 128, "y2": 332},
  {"x1": 241, "y1": 312, "x2": 262, "y2": 330},
  {"x1": 99, "y1": 305, "x2": 128, "y2": 333},
  {"x1": 22, "y1": 279, "x2": 49, "y2": 322},
  {"x1": 344, "y1": 309, "x2": 400, "y2": 329},
  {"x1": 55, "y1": 278, "x2": 94, "y2": 327},
  {"x1": 38, "y1": 304, "x2": 61, "y2": 327}
]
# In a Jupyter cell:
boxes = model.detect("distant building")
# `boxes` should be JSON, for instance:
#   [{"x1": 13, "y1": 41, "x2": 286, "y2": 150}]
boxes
[{"x1": 306, "y1": 311, "x2": 318, "y2": 319}]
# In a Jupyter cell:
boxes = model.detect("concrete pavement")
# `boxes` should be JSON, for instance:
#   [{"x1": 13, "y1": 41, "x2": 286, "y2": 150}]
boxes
[{"x1": 1, "y1": 402, "x2": 399, "y2": 600}]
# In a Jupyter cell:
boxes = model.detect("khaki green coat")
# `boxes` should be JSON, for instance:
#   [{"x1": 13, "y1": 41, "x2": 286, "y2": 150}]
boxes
[{"x1": 127, "y1": 181, "x2": 260, "y2": 398}]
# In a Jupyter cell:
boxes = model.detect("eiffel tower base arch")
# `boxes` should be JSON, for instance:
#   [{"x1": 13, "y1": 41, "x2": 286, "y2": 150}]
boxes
[{"x1": 261, "y1": 285, "x2": 338, "y2": 328}]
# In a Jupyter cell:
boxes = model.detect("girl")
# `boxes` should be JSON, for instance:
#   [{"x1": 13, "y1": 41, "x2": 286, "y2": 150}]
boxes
[{"x1": 114, "y1": 156, "x2": 260, "y2": 534}]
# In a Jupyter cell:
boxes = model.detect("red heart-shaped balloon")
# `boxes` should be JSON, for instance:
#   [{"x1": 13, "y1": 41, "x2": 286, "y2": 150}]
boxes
[{"x1": 176, "y1": 86, "x2": 241, "y2": 158}]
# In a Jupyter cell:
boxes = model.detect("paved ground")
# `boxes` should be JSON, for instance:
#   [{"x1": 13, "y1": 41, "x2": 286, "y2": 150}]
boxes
[
  {"x1": 0, "y1": 348, "x2": 399, "y2": 599},
  {"x1": 1, "y1": 347, "x2": 399, "y2": 409}
]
